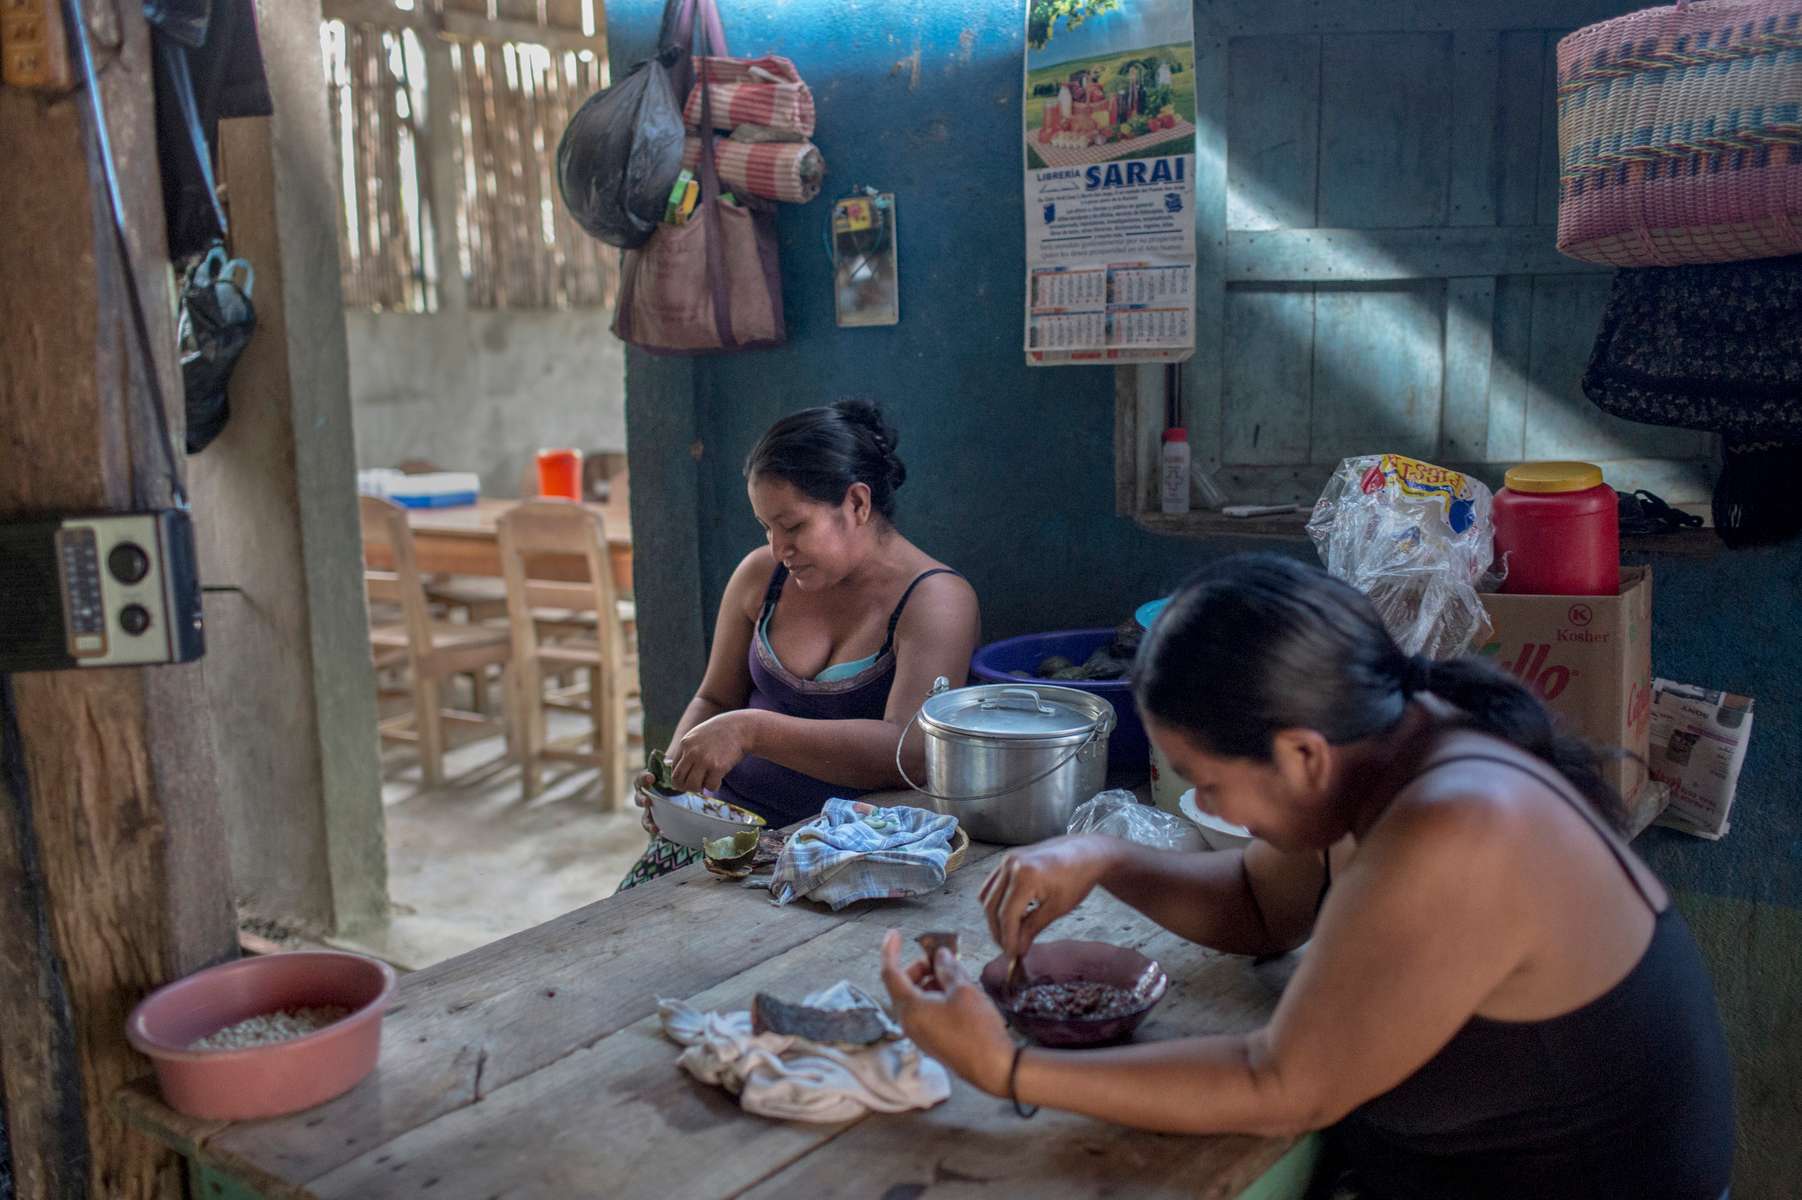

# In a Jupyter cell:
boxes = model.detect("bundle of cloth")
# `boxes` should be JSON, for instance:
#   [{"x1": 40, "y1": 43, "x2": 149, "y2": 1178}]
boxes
[
  {"x1": 683, "y1": 55, "x2": 824, "y2": 204},
  {"x1": 658, "y1": 981, "x2": 949, "y2": 1122},
  {"x1": 756, "y1": 798, "x2": 959, "y2": 910},
  {"x1": 1584, "y1": 254, "x2": 1802, "y2": 547}
]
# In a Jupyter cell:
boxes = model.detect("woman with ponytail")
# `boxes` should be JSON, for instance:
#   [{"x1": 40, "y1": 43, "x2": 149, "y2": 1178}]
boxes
[
  {"x1": 619, "y1": 400, "x2": 980, "y2": 889},
  {"x1": 881, "y1": 554, "x2": 1732, "y2": 1200}
]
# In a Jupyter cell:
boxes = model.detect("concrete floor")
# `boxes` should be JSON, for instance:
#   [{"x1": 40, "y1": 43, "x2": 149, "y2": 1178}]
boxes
[{"x1": 334, "y1": 710, "x2": 651, "y2": 971}]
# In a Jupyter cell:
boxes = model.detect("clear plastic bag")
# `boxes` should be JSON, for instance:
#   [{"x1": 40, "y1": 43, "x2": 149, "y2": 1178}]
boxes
[
  {"x1": 1067, "y1": 790, "x2": 1204, "y2": 852},
  {"x1": 1307, "y1": 454, "x2": 1496, "y2": 660}
]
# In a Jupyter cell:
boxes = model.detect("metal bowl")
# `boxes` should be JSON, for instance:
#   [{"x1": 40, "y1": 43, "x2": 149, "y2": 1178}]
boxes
[
  {"x1": 979, "y1": 939, "x2": 1168, "y2": 1048},
  {"x1": 647, "y1": 789, "x2": 765, "y2": 849}
]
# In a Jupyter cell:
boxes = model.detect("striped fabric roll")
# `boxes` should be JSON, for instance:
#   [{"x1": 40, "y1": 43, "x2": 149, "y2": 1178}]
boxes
[
  {"x1": 1555, "y1": 1, "x2": 1802, "y2": 267},
  {"x1": 684, "y1": 55, "x2": 816, "y2": 137},
  {"x1": 682, "y1": 135, "x2": 825, "y2": 204}
]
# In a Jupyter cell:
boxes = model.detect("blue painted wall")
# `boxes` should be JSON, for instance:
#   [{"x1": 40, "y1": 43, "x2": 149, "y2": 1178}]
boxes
[
  {"x1": 608, "y1": 0, "x2": 1244, "y2": 661},
  {"x1": 609, "y1": 3, "x2": 1799, "y2": 1191}
]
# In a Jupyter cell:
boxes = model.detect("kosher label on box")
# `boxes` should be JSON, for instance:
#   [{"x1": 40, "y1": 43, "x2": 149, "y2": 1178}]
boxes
[{"x1": 1022, "y1": 0, "x2": 1196, "y2": 365}]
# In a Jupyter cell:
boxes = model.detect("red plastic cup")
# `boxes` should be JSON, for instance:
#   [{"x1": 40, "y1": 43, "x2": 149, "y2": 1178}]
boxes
[{"x1": 536, "y1": 448, "x2": 582, "y2": 499}]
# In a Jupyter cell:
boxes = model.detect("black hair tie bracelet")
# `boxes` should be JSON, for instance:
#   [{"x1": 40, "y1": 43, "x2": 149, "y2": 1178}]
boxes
[{"x1": 1009, "y1": 1042, "x2": 1039, "y2": 1118}]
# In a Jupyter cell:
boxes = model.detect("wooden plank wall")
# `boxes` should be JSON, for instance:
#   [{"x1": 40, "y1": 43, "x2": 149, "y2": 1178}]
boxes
[
  {"x1": 320, "y1": 0, "x2": 616, "y2": 312},
  {"x1": 0, "y1": 5, "x2": 239, "y2": 1196},
  {"x1": 1164, "y1": 0, "x2": 1716, "y2": 511},
  {"x1": 450, "y1": 38, "x2": 612, "y2": 309}
]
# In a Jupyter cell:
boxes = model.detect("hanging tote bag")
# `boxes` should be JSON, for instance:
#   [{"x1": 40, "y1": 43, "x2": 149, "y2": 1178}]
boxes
[
  {"x1": 1555, "y1": 0, "x2": 1802, "y2": 268},
  {"x1": 611, "y1": 0, "x2": 785, "y2": 355}
]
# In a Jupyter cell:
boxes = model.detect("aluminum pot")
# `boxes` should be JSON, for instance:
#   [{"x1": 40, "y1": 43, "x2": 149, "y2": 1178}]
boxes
[{"x1": 899, "y1": 681, "x2": 1115, "y2": 845}]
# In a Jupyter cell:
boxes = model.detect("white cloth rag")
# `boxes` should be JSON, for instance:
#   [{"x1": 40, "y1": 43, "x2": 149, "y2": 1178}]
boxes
[{"x1": 657, "y1": 981, "x2": 950, "y2": 1123}]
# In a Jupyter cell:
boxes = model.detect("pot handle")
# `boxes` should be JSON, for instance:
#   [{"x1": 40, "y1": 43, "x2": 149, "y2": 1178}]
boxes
[
  {"x1": 894, "y1": 714, "x2": 1108, "y2": 804},
  {"x1": 980, "y1": 688, "x2": 1055, "y2": 715}
]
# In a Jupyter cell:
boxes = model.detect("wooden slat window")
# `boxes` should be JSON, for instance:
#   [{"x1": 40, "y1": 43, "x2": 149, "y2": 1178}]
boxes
[
  {"x1": 322, "y1": 19, "x2": 439, "y2": 312},
  {"x1": 449, "y1": 37, "x2": 616, "y2": 309}
]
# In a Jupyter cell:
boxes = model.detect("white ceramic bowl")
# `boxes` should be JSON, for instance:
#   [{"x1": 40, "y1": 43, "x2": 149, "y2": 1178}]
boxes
[
  {"x1": 647, "y1": 790, "x2": 765, "y2": 849},
  {"x1": 1177, "y1": 789, "x2": 1253, "y2": 851}
]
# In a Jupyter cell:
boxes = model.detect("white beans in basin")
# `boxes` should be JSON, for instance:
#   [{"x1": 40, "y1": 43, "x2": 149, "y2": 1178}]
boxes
[{"x1": 189, "y1": 1005, "x2": 350, "y2": 1051}]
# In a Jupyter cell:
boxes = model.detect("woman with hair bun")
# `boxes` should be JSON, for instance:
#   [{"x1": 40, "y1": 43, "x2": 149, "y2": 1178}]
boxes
[
  {"x1": 880, "y1": 554, "x2": 1732, "y2": 1200},
  {"x1": 620, "y1": 400, "x2": 980, "y2": 889}
]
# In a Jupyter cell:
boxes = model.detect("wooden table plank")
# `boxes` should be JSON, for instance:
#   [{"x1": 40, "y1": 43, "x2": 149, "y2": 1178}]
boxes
[
  {"x1": 120, "y1": 837, "x2": 1296, "y2": 1200},
  {"x1": 740, "y1": 917, "x2": 1291, "y2": 1200},
  {"x1": 303, "y1": 889, "x2": 1287, "y2": 1200},
  {"x1": 200, "y1": 846, "x2": 1002, "y2": 1186}
]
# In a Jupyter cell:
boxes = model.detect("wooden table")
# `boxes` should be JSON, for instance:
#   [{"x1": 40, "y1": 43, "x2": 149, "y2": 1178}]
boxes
[
  {"x1": 115, "y1": 843, "x2": 1318, "y2": 1200},
  {"x1": 363, "y1": 496, "x2": 634, "y2": 594}
]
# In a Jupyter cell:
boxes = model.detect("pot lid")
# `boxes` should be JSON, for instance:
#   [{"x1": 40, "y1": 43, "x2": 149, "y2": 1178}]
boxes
[{"x1": 920, "y1": 684, "x2": 1113, "y2": 741}]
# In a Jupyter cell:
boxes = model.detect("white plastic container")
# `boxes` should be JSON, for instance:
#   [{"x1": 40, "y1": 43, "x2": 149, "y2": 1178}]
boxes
[
  {"x1": 1160, "y1": 428, "x2": 1191, "y2": 514},
  {"x1": 1178, "y1": 790, "x2": 1253, "y2": 850}
]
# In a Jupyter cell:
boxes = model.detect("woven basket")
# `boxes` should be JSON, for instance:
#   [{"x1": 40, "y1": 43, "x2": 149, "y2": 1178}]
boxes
[{"x1": 1556, "y1": 0, "x2": 1802, "y2": 267}]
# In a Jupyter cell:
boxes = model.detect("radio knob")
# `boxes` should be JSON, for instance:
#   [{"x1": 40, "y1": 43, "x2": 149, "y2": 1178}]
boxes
[
  {"x1": 119, "y1": 604, "x2": 152, "y2": 636},
  {"x1": 108, "y1": 542, "x2": 150, "y2": 584}
]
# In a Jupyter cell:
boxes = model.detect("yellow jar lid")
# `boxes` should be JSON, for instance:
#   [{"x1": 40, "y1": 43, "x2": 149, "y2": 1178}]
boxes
[{"x1": 1504, "y1": 461, "x2": 1604, "y2": 494}]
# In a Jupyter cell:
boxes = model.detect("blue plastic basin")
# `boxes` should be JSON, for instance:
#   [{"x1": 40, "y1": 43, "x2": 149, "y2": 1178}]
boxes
[{"x1": 968, "y1": 629, "x2": 1148, "y2": 783}]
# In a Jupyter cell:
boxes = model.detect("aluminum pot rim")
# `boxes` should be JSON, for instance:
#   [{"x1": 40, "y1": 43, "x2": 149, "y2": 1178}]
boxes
[{"x1": 918, "y1": 683, "x2": 1116, "y2": 744}]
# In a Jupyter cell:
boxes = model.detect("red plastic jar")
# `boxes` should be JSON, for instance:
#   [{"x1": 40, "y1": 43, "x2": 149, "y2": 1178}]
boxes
[{"x1": 1492, "y1": 462, "x2": 1620, "y2": 596}]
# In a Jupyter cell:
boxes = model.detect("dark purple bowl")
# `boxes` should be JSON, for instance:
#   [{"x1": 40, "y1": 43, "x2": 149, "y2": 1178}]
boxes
[{"x1": 980, "y1": 940, "x2": 1168, "y2": 1048}]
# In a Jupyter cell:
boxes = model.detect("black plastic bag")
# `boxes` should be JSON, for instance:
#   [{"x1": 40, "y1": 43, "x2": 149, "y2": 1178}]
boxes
[
  {"x1": 557, "y1": 45, "x2": 688, "y2": 249},
  {"x1": 178, "y1": 246, "x2": 256, "y2": 454}
]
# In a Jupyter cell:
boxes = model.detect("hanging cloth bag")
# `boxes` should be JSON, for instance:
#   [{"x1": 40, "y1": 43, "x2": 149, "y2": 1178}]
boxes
[{"x1": 611, "y1": 0, "x2": 785, "y2": 355}]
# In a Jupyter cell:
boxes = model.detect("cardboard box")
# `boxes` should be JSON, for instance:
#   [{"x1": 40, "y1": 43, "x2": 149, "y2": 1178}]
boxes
[{"x1": 1473, "y1": 567, "x2": 1653, "y2": 805}]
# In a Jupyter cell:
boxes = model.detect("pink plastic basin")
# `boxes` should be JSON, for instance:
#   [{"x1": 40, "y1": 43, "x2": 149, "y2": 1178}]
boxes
[{"x1": 125, "y1": 950, "x2": 397, "y2": 1120}]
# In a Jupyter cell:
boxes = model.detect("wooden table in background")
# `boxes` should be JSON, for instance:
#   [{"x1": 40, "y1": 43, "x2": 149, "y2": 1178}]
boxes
[
  {"x1": 362, "y1": 495, "x2": 634, "y2": 595},
  {"x1": 114, "y1": 843, "x2": 1318, "y2": 1200}
]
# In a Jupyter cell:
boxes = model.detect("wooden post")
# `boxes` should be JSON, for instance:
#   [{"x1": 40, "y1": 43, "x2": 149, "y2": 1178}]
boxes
[
  {"x1": 0, "y1": 5, "x2": 239, "y2": 1199},
  {"x1": 190, "y1": 0, "x2": 389, "y2": 938}
]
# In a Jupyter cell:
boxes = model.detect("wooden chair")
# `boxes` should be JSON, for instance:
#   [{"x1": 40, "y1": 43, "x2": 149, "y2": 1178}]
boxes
[
  {"x1": 360, "y1": 495, "x2": 515, "y2": 787},
  {"x1": 388, "y1": 458, "x2": 510, "y2": 707},
  {"x1": 497, "y1": 500, "x2": 640, "y2": 809},
  {"x1": 582, "y1": 451, "x2": 628, "y2": 503}
]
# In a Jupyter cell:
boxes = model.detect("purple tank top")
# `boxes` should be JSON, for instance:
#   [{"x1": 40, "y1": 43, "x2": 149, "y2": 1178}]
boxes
[{"x1": 717, "y1": 564, "x2": 956, "y2": 827}]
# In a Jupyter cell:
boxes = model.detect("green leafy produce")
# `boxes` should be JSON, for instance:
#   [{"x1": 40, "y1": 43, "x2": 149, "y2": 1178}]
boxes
[{"x1": 647, "y1": 748, "x2": 680, "y2": 795}]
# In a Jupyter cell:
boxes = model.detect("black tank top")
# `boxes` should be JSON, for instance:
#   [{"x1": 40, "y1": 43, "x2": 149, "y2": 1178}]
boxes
[{"x1": 1329, "y1": 753, "x2": 1735, "y2": 1200}]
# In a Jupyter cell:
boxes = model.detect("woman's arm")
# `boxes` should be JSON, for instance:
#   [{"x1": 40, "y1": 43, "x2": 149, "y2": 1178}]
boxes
[
  {"x1": 886, "y1": 793, "x2": 1534, "y2": 1136},
  {"x1": 673, "y1": 569, "x2": 981, "y2": 792},
  {"x1": 983, "y1": 835, "x2": 1331, "y2": 961}
]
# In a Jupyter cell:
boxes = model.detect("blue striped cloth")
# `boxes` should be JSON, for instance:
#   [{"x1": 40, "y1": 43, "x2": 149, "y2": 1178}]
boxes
[{"x1": 765, "y1": 799, "x2": 959, "y2": 910}]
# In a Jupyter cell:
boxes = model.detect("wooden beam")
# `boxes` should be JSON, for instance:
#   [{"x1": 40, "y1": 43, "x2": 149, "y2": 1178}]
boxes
[
  {"x1": 1113, "y1": 366, "x2": 1139, "y2": 517},
  {"x1": 1221, "y1": 0, "x2": 1642, "y2": 36},
  {"x1": 320, "y1": 0, "x2": 606, "y2": 54},
  {"x1": 190, "y1": 0, "x2": 388, "y2": 936},
  {"x1": 1224, "y1": 225, "x2": 1596, "y2": 283},
  {"x1": 441, "y1": 10, "x2": 605, "y2": 55},
  {"x1": 0, "y1": 5, "x2": 239, "y2": 1199}
]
